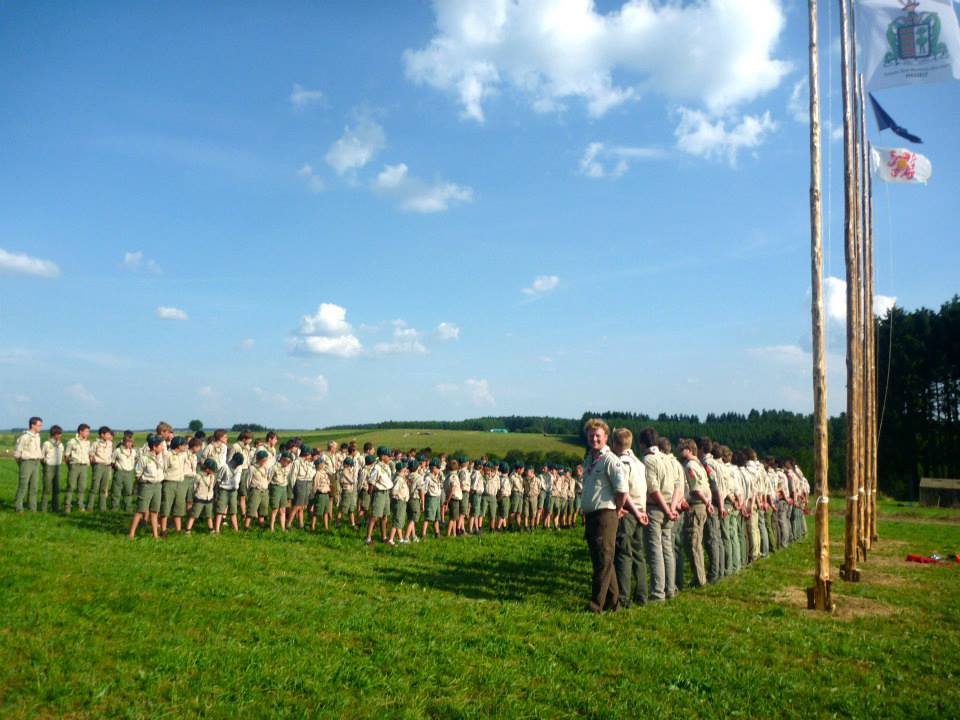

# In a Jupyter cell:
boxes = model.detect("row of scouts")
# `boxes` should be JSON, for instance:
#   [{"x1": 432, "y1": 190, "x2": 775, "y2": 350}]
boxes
[
  {"x1": 580, "y1": 419, "x2": 809, "y2": 613},
  {"x1": 10, "y1": 419, "x2": 590, "y2": 542}
]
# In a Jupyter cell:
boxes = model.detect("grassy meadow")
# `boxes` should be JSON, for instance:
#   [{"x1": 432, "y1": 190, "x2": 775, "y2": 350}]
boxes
[{"x1": 1, "y1": 434, "x2": 959, "y2": 718}]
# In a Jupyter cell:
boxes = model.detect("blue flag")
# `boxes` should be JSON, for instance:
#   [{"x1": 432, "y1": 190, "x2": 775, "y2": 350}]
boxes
[{"x1": 868, "y1": 93, "x2": 922, "y2": 144}]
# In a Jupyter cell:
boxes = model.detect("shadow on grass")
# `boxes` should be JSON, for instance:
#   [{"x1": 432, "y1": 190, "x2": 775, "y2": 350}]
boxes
[
  {"x1": 377, "y1": 542, "x2": 587, "y2": 606},
  {"x1": 57, "y1": 510, "x2": 132, "y2": 534}
]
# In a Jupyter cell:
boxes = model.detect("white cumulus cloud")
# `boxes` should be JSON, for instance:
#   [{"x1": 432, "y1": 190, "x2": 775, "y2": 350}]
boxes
[
  {"x1": 289, "y1": 334, "x2": 364, "y2": 359},
  {"x1": 373, "y1": 163, "x2": 473, "y2": 213},
  {"x1": 156, "y1": 306, "x2": 188, "y2": 321},
  {"x1": 788, "y1": 77, "x2": 809, "y2": 123},
  {"x1": 522, "y1": 275, "x2": 560, "y2": 296},
  {"x1": 325, "y1": 117, "x2": 386, "y2": 175},
  {"x1": 435, "y1": 322, "x2": 460, "y2": 341},
  {"x1": 297, "y1": 164, "x2": 325, "y2": 193},
  {"x1": 404, "y1": 0, "x2": 790, "y2": 123},
  {"x1": 0, "y1": 248, "x2": 60, "y2": 278},
  {"x1": 122, "y1": 250, "x2": 161, "y2": 273},
  {"x1": 465, "y1": 378, "x2": 495, "y2": 406},
  {"x1": 674, "y1": 108, "x2": 777, "y2": 165},
  {"x1": 299, "y1": 303, "x2": 353, "y2": 336},
  {"x1": 290, "y1": 83, "x2": 324, "y2": 109},
  {"x1": 579, "y1": 142, "x2": 665, "y2": 178},
  {"x1": 290, "y1": 303, "x2": 363, "y2": 358},
  {"x1": 823, "y1": 275, "x2": 897, "y2": 325},
  {"x1": 66, "y1": 383, "x2": 97, "y2": 404},
  {"x1": 374, "y1": 321, "x2": 428, "y2": 355}
]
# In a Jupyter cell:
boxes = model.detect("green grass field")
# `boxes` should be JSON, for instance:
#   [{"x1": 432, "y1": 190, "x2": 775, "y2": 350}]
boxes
[{"x1": 1, "y1": 455, "x2": 959, "y2": 718}]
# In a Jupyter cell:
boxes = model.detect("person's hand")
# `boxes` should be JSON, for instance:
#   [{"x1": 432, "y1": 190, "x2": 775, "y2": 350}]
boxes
[
  {"x1": 707, "y1": 504, "x2": 714, "y2": 515},
  {"x1": 721, "y1": 509, "x2": 728, "y2": 519},
  {"x1": 617, "y1": 508, "x2": 627, "y2": 519},
  {"x1": 638, "y1": 512, "x2": 649, "y2": 526},
  {"x1": 668, "y1": 510, "x2": 678, "y2": 521},
  {"x1": 787, "y1": 498, "x2": 794, "y2": 506}
]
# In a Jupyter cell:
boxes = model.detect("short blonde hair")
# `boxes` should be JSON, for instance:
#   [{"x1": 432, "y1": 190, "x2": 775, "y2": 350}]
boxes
[
  {"x1": 677, "y1": 438, "x2": 698, "y2": 455},
  {"x1": 582, "y1": 418, "x2": 610, "y2": 437},
  {"x1": 156, "y1": 421, "x2": 173, "y2": 433},
  {"x1": 611, "y1": 427, "x2": 633, "y2": 449}
]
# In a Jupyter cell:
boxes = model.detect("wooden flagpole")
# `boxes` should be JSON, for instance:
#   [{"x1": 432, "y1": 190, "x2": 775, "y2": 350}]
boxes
[
  {"x1": 839, "y1": 0, "x2": 861, "y2": 582},
  {"x1": 806, "y1": 0, "x2": 832, "y2": 611},
  {"x1": 857, "y1": 71, "x2": 870, "y2": 562}
]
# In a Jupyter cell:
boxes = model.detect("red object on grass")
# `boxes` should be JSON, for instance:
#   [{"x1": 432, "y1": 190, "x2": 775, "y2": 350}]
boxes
[{"x1": 906, "y1": 554, "x2": 939, "y2": 564}]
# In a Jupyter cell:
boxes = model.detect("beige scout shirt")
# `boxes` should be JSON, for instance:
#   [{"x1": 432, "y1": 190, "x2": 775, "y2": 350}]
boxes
[
  {"x1": 683, "y1": 458, "x2": 711, "y2": 503},
  {"x1": 524, "y1": 472, "x2": 541, "y2": 498},
  {"x1": 618, "y1": 449, "x2": 647, "y2": 511},
  {"x1": 14, "y1": 430, "x2": 43, "y2": 461},
  {"x1": 581, "y1": 445, "x2": 627, "y2": 514},
  {"x1": 90, "y1": 439, "x2": 113, "y2": 465},
  {"x1": 339, "y1": 464, "x2": 358, "y2": 493},
  {"x1": 249, "y1": 464, "x2": 271, "y2": 491},
  {"x1": 510, "y1": 472, "x2": 524, "y2": 494},
  {"x1": 642, "y1": 446, "x2": 672, "y2": 500},
  {"x1": 42, "y1": 438, "x2": 64, "y2": 465},
  {"x1": 369, "y1": 462, "x2": 394, "y2": 491},
  {"x1": 113, "y1": 446, "x2": 137, "y2": 472},
  {"x1": 65, "y1": 435, "x2": 91, "y2": 465},
  {"x1": 194, "y1": 471, "x2": 216, "y2": 502},
  {"x1": 230, "y1": 442, "x2": 253, "y2": 469},
  {"x1": 270, "y1": 463, "x2": 292, "y2": 487},
  {"x1": 139, "y1": 453, "x2": 164, "y2": 484},
  {"x1": 163, "y1": 451, "x2": 187, "y2": 482},
  {"x1": 445, "y1": 471, "x2": 463, "y2": 501},
  {"x1": 391, "y1": 473, "x2": 410, "y2": 501},
  {"x1": 425, "y1": 470, "x2": 443, "y2": 497}
]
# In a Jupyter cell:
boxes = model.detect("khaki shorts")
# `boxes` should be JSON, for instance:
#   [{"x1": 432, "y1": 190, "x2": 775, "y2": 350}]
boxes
[
  {"x1": 371, "y1": 489, "x2": 390, "y2": 518},
  {"x1": 269, "y1": 484, "x2": 287, "y2": 510},
  {"x1": 215, "y1": 489, "x2": 237, "y2": 515},
  {"x1": 246, "y1": 488, "x2": 269, "y2": 518},
  {"x1": 137, "y1": 482, "x2": 162, "y2": 514}
]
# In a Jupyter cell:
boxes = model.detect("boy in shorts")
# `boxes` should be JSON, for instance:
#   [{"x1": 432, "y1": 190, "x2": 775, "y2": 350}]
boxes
[
  {"x1": 186, "y1": 458, "x2": 217, "y2": 534},
  {"x1": 128, "y1": 434, "x2": 164, "y2": 539},
  {"x1": 215, "y1": 452, "x2": 244, "y2": 533}
]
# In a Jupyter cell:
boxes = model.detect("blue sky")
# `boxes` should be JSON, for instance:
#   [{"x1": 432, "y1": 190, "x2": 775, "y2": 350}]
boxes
[{"x1": 1, "y1": 0, "x2": 958, "y2": 430}]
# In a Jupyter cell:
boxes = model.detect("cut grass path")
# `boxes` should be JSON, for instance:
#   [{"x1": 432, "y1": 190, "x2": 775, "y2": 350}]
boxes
[{"x1": 0, "y1": 459, "x2": 958, "y2": 718}]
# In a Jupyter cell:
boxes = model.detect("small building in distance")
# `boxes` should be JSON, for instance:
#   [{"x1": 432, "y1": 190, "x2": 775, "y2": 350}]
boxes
[
  {"x1": 919, "y1": 478, "x2": 960, "y2": 508},
  {"x1": 489, "y1": 428, "x2": 509, "y2": 434}
]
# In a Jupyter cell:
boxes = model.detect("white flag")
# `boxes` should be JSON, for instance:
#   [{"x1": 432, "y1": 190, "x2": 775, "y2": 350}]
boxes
[
  {"x1": 871, "y1": 146, "x2": 932, "y2": 183},
  {"x1": 859, "y1": 0, "x2": 960, "y2": 90}
]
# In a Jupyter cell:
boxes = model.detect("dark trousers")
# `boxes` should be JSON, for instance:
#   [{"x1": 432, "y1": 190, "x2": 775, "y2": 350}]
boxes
[
  {"x1": 585, "y1": 509, "x2": 619, "y2": 612},
  {"x1": 615, "y1": 513, "x2": 647, "y2": 607}
]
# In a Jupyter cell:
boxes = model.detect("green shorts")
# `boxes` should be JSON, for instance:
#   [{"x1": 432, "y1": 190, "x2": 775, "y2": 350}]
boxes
[
  {"x1": 536, "y1": 494, "x2": 545, "y2": 511},
  {"x1": 246, "y1": 488, "x2": 268, "y2": 518},
  {"x1": 510, "y1": 494, "x2": 522, "y2": 513},
  {"x1": 470, "y1": 493, "x2": 482, "y2": 518},
  {"x1": 447, "y1": 498, "x2": 461, "y2": 521},
  {"x1": 524, "y1": 496, "x2": 538, "y2": 519},
  {"x1": 190, "y1": 499, "x2": 213, "y2": 520},
  {"x1": 269, "y1": 484, "x2": 287, "y2": 510},
  {"x1": 161, "y1": 480, "x2": 188, "y2": 518},
  {"x1": 424, "y1": 495, "x2": 441, "y2": 522},
  {"x1": 371, "y1": 489, "x2": 390, "y2": 519},
  {"x1": 292, "y1": 481, "x2": 312, "y2": 507},
  {"x1": 313, "y1": 492, "x2": 331, "y2": 515},
  {"x1": 574, "y1": 496, "x2": 582, "y2": 512},
  {"x1": 238, "y1": 468, "x2": 250, "y2": 498},
  {"x1": 360, "y1": 490, "x2": 372, "y2": 512},
  {"x1": 551, "y1": 497, "x2": 561, "y2": 514},
  {"x1": 483, "y1": 495, "x2": 497, "y2": 521},
  {"x1": 137, "y1": 482, "x2": 162, "y2": 514},
  {"x1": 340, "y1": 491, "x2": 357, "y2": 513},
  {"x1": 184, "y1": 476, "x2": 197, "y2": 504},
  {"x1": 407, "y1": 497, "x2": 421, "y2": 523},
  {"x1": 498, "y1": 495, "x2": 510, "y2": 519},
  {"x1": 215, "y1": 489, "x2": 237, "y2": 515},
  {"x1": 391, "y1": 498, "x2": 407, "y2": 529}
]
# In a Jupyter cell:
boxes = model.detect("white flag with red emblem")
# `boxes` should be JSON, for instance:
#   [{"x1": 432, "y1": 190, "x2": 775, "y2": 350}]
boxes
[
  {"x1": 859, "y1": 0, "x2": 960, "y2": 90},
  {"x1": 871, "y1": 146, "x2": 933, "y2": 184}
]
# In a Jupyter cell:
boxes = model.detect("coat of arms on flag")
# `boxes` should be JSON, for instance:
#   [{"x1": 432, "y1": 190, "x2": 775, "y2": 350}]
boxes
[
  {"x1": 871, "y1": 146, "x2": 933, "y2": 184},
  {"x1": 860, "y1": 0, "x2": 960, "y2": 89}
]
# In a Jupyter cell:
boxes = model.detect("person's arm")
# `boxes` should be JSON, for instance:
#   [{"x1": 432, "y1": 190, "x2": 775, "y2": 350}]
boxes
[{"x1": 622, "y1": 496, "x2": 648, "y2": 525}]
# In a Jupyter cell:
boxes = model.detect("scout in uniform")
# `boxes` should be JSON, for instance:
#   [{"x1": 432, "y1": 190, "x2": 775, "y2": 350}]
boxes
[
  {"x1": 539, "y1": 465, "x2": 552, "y2": 528},
  {"x1": 63, "y1": 423, "x2": 92, "y2": 512},
  {"x1": 482, "y1": 463, "x2": 499, "y2": 532},
  {"x1": 387, "y1": 462, "x2": 411, "y2": 546},
  {"x1": 699, "y1": 437, "x2": 725, "y2": 583},
  {"x1": 508, "y1": 463, "x2": 524, "y2": 530},
  {"x1": 268, "y1": 451, "x2": 291, "y2": 532},
  {"x1": 522, "y1": 465, "x2": 540, "y2": 531},
  {"x1": 457, "y1": 458, "x2": 471, "y2": 535},
  {"x1": 40, "y1": 424, "x2": 64, "y2": 512},
  {"x1": 128, "y1": 434, "x2": 164, "y2": 539},
  {"x1": 13, "y1": 416, "x2": 44, "y2": 513},
  {"x1": 160, "y1": 437, "x2": 190, "y2": 536},
  {"x1": 185, "y1": 458, "x2": 217, "y2": 534},
  {"x1": 244, "y1": 450, "x2": 272, "y2": 529},
  {"x1": 288, "y1": 447, "x2": 315, "y2": 530},
  {"x1": 184, "y1": 437, "x2": 202, "y2": 509},
  {"x1": 311, "y1": 453, "x2": 334, "y2": 532},
  {"x1": 775, "y1": 460, "x2": 792, "y2": 547},
  {"x1": 422, "y1": 458, "x2": 444, "y2": 539},
  {"x1": 230, "y1": 431, "x2": 254, "y2": 515},
  {"x1": 612, "y1": 428, "x2": 649, "y2": 608},
  {"x1": 88, "y1": 426, "x2": 115, "y2": 512},
  {"x1": 718, "y1": 446, "x2": 741, "y2": 575},
  {"x1": 468, "y1": 461, "x2": 484, "y2": 534},
  {"x1": 640, "y1": 428, "x2": 677, "y2": 601},
  {"x1": 364, "y1": 447, "x2": 394, "y2": 544},
  {"x1": 321, "y1": 441, "x2": 342, "y2": 513},
  {"x1": 214, "y1": 452, "x2": 244, "y2": 533},
  {"x1": 496, "y1": 462, "x2": 511, "y2": 530},
  {"x1": 659, "y1": 437, "x2": 687, "y2": 593},
  {"x1": 110, "y1": 431, "x2": 138, "y2": 512},
  {"x1": 406, "y1": 460, "x2": 425, "y2": 541},
  {"x1": 443, "y1": 460, "x2": 463, "y2": 537},
  {"x1": 337, "y1": 455, "x2": 360, "y2": 529},
  {"x1": 358, "y1": 454, "x2": 374, "y2": 520},
  {"x1": 679, "y1": 439, "x2": 712, "y2": 588}
]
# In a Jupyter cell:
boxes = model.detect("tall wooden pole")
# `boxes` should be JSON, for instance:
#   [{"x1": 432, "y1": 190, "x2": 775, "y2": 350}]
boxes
[
  {"x1": 839, "y1": 0, "x2": 862, "y2": 582},
  {"x1": 806, "y1": 0, "x2": 832, "y2": 612},
  {"x1": 857, "y1": 72, "x2": 870, "y2": 562},
  {"x1": 865, "y1": 139, "x2": 878, "y2": 547}
]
